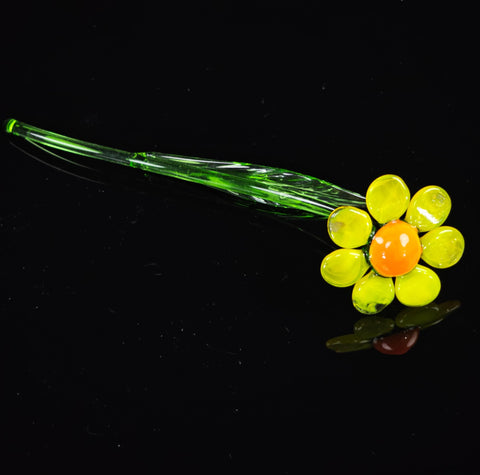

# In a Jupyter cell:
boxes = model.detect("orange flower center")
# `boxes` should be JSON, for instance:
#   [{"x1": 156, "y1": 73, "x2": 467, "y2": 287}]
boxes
[{"x1": 369, "y1": 220, "x2": 422, "y2": 277}]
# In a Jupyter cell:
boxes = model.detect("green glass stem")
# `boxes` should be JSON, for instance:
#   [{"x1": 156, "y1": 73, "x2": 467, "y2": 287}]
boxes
[{"x1": 5, "y1": 118, "x2": 365, "y2": 217}]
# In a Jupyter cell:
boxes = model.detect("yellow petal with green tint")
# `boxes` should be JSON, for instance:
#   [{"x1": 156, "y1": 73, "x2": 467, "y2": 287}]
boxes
[
  {"x1": 405, "y1": 185, "x2": 451, "y2": 232},
  {"x1": 327, "y1": 206, "x2": 373, "y2": 248},
  {"x1": 395, "y1": 265, "x2": 441, "y2": 307},
  {"x1": 352, "y1": 271, "x2": 395, "y2": 314},
  {"x1": 366, "y1": 174, "x2": 410, "y2": 224},
  {"x1": 421, "y1": 226, "x2": 465, "y2": 268},
  {"x1": 320, "y1": 249, "x2": 369, "y2": 288}
]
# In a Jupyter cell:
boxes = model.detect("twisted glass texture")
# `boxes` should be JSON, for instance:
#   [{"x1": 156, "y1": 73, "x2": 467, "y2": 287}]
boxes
[{"x1": 5, "y1": 119, "x2": 365, "y2": 218}]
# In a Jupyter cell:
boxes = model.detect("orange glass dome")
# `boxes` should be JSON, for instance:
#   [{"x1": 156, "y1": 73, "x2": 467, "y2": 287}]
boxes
[{"x1": 369, "y1": 220, "x2": 422, "y2": 277}]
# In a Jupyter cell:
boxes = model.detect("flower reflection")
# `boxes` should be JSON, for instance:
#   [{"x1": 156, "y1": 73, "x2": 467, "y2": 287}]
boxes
[{"x1": 326, "y1": 300, "x2": 461, "y2": 355}]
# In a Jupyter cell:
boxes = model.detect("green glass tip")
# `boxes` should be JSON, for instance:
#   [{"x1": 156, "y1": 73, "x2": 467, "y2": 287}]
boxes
[{"x1": 4, "y1": 118, "x2": 17, "y2": 133}]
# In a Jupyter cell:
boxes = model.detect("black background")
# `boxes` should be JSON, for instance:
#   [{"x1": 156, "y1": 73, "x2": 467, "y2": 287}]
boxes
[{"x1": 1, "y1": 2, "x2": 479, "y2": 473}]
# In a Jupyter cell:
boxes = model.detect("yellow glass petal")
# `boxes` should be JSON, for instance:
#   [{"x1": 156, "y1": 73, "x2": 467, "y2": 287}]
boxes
[
  {"x1": 421, "y1": 226, "x2": 465, "y2": 268},
  {"x1": 366, "y1": 174, "x2": 410, "y2": 224},
  {"x1": 327, "y1": 206, "x2": 373, "y2": 249},
  {"x1": 405, "y1": 185, "x2": 452, "y2": 232},
  {"x1": 395, "y1": 265, "x2": 441, "y2": 307},
  {"x1": 352, "y1": 271, "x2": 395, "y2": 314},
  {"x1": 320, "y1": 249, "x2": 369, "y2": 288}
]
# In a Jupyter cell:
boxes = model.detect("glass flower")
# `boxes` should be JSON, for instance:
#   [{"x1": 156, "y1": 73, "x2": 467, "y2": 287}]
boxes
[{"x1": 320, "y1": 174, "x2": 465, "y2": 314}]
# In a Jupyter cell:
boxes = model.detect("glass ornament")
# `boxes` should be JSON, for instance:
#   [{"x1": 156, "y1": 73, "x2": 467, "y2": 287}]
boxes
[
  {"x1": 421, "y1": 226, "x2": 465, "y2": 268},
  {"x1": 368, "y1": 220, "x2": 422, "y2": 277},
  {"x1": 327, "y1": 206, "x2": 372, "y2": 249},
  {"x1": 3, "y1": 119, "x2": 365, "y2": 219},
  {"x1": 366, "y1": 174, "x2": 410, "y2": 224},
  {"x1": 4, "y1": 120, "x2": 465, "y2": 317},
  {"x1": 405, "y1": 185, "x2": 451, "y2": 232},
  {"x1": 352, "y1": 271, "x2": 395, "y2": 314},
  {"x1": 320, "y1": 249, "x2": 369, "y2": 288},
  {"x1": 395, "y1": 265, "x2": 441, "y2": 307}
]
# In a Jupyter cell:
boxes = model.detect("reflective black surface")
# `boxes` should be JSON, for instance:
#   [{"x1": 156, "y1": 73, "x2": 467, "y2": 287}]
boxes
[{"x1": 2, "y1": 4, "x2": 479, "y2": 473}]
